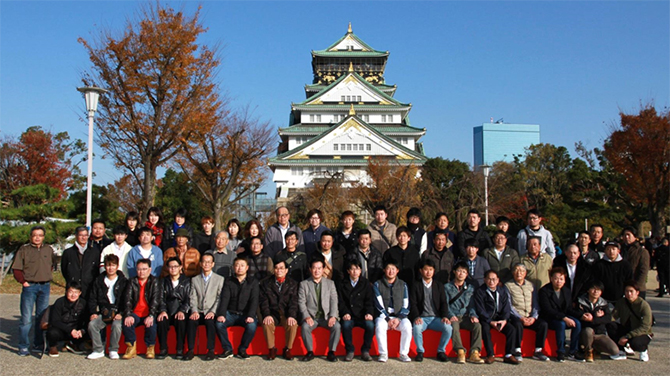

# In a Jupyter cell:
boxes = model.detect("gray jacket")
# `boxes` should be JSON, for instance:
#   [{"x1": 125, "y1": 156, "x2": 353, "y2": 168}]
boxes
[
  {"x1": 298, "y1": 277, "x2": 338, "y2": 321},
  {"x1": 189, "y1": 272, "x2": 224, "y2": 315}
]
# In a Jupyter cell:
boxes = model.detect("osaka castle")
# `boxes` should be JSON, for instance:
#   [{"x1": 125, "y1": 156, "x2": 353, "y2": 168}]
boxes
[{"x1": 269, "y1": 24, "x2": 427, "y2": 199}]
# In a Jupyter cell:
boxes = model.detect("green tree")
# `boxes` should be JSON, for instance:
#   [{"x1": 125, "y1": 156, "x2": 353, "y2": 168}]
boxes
[
  {"x1": 155, "y1": 169, "x2": 209, "y2": 230},
  {"x1": 68, "y1": 184, "x2": 124, "y2": 226}
]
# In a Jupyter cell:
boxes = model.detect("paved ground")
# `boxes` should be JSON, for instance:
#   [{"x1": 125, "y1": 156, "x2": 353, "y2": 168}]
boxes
[{"x1": 1, "y1": 277, "x2": 669, "y2": 376}]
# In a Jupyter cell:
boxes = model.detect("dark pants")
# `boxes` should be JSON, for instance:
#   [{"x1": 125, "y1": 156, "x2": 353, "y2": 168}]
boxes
[
  {"x1": 481, "y1": 320, "x2": 517, "y2": 356},
  {"x1": 46, "y1": 326, "x2": 84, "y2": 346},
  {"x1": 606, "y1": 322, "x2": 652, "y2": 352},
  {"x1": 509, "y1": 316, "x2": 548, "y2": 349},
  {"x1": 548, "y1": 316, "x2": 581, "y2": 354},
  {"x1": 341, "y1": 319, "x2": 375, "y2": 353},
  {"x1": 187, "y1": 315, "x2": 217, "y2": 351},
  {"x1": 123, "y1": 313, "x2": 157, "y2": 346},
  {"x1": 215, "y1": 312, "x2": 258, "y2": 352},
  {"x1": 157, "y1": 315, "x2": 187, "y2": 352}
]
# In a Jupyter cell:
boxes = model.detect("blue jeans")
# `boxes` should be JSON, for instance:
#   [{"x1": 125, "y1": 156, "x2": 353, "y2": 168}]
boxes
[
  {"x1": 549, "y1": 316, "x2": 582, "y2": 354},
  {"x1": 19, "y1": 282, "x2": 50, "y2": 350},
  {"x1": 122, "y1": 313, "x2": 157, "y2": 346},
  {"x1": 216, "y1": 312, "x2": 257, "y2": 351},
  {"x1": 341, "y1": 319, "x2": 375, "y2": 353},
  {"x1": 412, "y1": 316, "x2": 453, "y2": 353}
]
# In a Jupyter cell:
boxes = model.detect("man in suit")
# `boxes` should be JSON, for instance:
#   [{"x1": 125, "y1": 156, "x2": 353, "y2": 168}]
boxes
[
  {"x1": 298, "y1": 258, "x2": 340, "y2": 362},
  {"x1": 553, "y1": 244, "x2": 591, "y2": 302},
  {"x1": 186, "y1": 253, "x2": 225, "y2": 361},
  {"x1": 61, "y1": 226, "x2": 101, "y2": 298}
]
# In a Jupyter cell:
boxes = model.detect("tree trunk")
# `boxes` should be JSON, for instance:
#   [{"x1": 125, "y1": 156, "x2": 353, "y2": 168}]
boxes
[
  {"x1": 141, "y1": 158, "x2": 157, "y2": 220},
  {"x1": 214, "y1": 199, "x2": 224, "y2": 234},
  {"x1": 649, "y1": 206, "x2": 665, "y2": 239}
]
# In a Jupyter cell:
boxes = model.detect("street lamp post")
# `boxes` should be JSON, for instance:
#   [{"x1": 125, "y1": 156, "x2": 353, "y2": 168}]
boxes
[
  {"x1": 481, "y1": 164, "x2": 491, "y2": 227},
  {"x1": 77, "y1": 86, "x2": 107, "y2": 229}
]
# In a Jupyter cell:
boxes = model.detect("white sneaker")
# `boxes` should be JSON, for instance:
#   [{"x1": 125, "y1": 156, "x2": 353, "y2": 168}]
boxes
[
  {"x1": 87, "y1": 351, "x2": 105, "y2": 360},
  {"x1": 623, "y1": 344, "x2": 634, "y2": 355},
  {"x1": 610, "y1": 351, "x2": 627, "y2": 360},
  {"x1": 639, "y1": 350, "x2": 649, "y2": 362},
  {"x1": 378, "y1": 354, "x2": 388, "y2": 362},
  {"x1": 109, "y1": 351, "x2": 120, "y2": 360},
  {"x1": 398, "y1": 354, "x2": 412, "y2": 362}
]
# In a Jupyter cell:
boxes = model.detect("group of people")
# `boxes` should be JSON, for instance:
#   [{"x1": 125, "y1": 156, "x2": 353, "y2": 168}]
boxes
[{"x1": 12, "y1": 205, "x2": 656, "y2": 365}]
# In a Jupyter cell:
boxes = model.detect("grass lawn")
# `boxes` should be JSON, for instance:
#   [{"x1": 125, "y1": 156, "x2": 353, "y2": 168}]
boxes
[{"x1": 0, "y1": 271, "x2": 67, "y2": 295}]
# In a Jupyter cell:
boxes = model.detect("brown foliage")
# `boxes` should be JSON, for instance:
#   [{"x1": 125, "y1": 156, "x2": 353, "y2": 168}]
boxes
[
  {"x1": 79, "y1": 2, "x2": 221, "y2": 215},
  {"x1": 603, "y1": 105, "x2": 670, "y2": 237},
  {"x1": 351, "y1": 158, "x2": 422, "y2": 225},
  {"x1": 289, "y1": 172, "x2": 355, "y2": 228},
  {"x1": 106, "y1": 174, "x2": 142, "y2": 213},
  {"x1": 175, "y1": 107, "x2": 275, "y2": 232}
]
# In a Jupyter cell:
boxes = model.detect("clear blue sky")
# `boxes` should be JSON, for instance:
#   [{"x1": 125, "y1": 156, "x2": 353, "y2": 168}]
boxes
[{"x1": 1, "y1": 1, "x2": 668, "y2": 194}]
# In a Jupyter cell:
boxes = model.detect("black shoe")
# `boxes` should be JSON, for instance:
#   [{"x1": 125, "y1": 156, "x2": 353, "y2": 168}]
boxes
[
  {"x1": 437, "y1": 352, "x2": 448, "y2": 362},
  {"x1": 327, "y1": 351, "x2": 337, "y2": 362},
  {"x1": 301, "y1": 351, "x2": 314, "y2": 362},
  {"x1": 205, "y1": 350, "x2": 216, "y2": 361},
  {"x1": 219, "y1": 349, "x2": 234, "y2": 359},
  {"x1": 175, "y1": 350, "x2": 183, "y2": 360},
  {"x1": 238, "y1": 349, "x2": 250, "y2": 359},
  {"x1": 415, "y1": 352, "x2": 424, "y2": 362},
  {"x1": 184, "y1": 350, "x2": 194, "y2": 361},
  {"x1": 556, "y1": 352, "x2": 565, "y2": 362},
  {"x1": 156, "y1": 349, "x2": 168, "y2": 359}
]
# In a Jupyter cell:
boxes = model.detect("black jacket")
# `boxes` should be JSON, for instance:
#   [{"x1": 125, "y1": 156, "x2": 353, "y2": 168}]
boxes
[
  {"x1": 456, "y1": 227, "x2": 493, "y2": 261},
  {"x1": 162, "y1": 223, "x2": 194, "y2": 251},
  {"x1": 315, "y1": 244, "x2": 348, "y2": 282},
  {"x1": 88, "y1": 272, "x2": 127, "y2": 315},
  {"x1": 538, "y1": 283, "x2": 581, "y2": 322},
  {"x1": 384, "y1": 245, "x2": 421, "y2": 287},
  {"x1": 336, "y1": 276, "x2": 374, "y2": 321},
  {"x1": 123, "y1": 275, "x2": 161, "y2": 318},
  {"x1": 576, "y1": 294, "x2": 612, "y2": 334},
  {"x1": 421, "y1": 247, "x2": 454, "y2": 284},
  {"x1": 592, "y1": 257, "x2": 633, "y2": 302},
  {"x1": 50, "y1": 296, "x2": 87, "y2": 334},
  {"x1": 193, "y1": 232, "x2": 215, "y2": 255},
  {"x1": 259, "y1": 275, "x2": 299, "y2": 323},
  {"x1": 552, "y1": 255, "x2": 592, "y2": 302},
  {"x1": 473, "y1": 284, "x2": 511, "y2": 323},
  {"x1": 159, "y1": 275, "x2": 191, "y2": 316},
  {"x1": 409, "y1": 280, "x2": 449, "y2": 321},
  {"x1": 217, "y1": 277, "x2": 259, "y2": 319},
  {"x1": 61, "y1": 245, "x2": 101, "y2": 297},
  {"x1": 334, "y1": 229, "x2": 359, "y2": 254},
  {"x1": 274, "y1": 249, "x2": 308, "y2": 282},
  {"x1": 349, "y1": 246, "x2": 383, "y2": 282}
]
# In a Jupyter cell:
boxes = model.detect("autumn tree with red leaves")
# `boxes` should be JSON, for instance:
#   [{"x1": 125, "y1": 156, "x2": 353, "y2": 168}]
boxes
[
  {"x1": 603, "y1": 105, "x2": 670, "y2": 238},
  {"x1": 79, "y1": 3, "x2": 221, "y2": 215},
  {"x1": 0, "y1": 126, "x2": 84, "y2": 200}
]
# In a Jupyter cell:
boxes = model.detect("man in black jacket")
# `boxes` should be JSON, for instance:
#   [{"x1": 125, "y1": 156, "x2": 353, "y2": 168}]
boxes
[
  {"x1": 384, "y1": 226, "x2": 421, "y2": 288},
  {"x1": 456, "y1": 209, "x2": 493, "y2": 260},
  {"x1": 46, "y1": 282, "x2": 88, "y2": 357},
  {"x1": 156, "y1": 257, "x2": 191, "y2": 359},
  {"x1": 409, "y1": 259, "x2": 451, "y2": 362},
  {"x1": 87, "y1": 254, "x2": 127, "y2": 360},
  {"x1": 122, "y1": 258, "x2": 161, "y2": 360},
  {"x1": 352, "y1": 229, "x2": 383, "y2": 282},
  {"x1": 553, "y1": 244, "x2": 591, "y2": 302},
  {"x1": 259, "y1": 260, "x2": 299, "y2": 360},
  {"x1": 538, "y1": 266, "x2": 583, "y2": 362},
  {"x1": 421, "y1": 230, "x2": 454, "y2": 284},
  {"x1": 274, "y1": 231, "x2": 308, "y2": 282},
  {"x1": 473, "y1": 270, "x2": 519, "y2": 365},
  {"x1": 337, "y1": 258, "x2": 375, "y2": 362},
  {"x1": 216, "y1": 256, "x2": 259, "y2": 360},
  {"x1": 592, "y1": 241, "x2": 633, "y2": 303},
  {"x1": 61, "y1": 226, "x2": 101, "y2": 298}
]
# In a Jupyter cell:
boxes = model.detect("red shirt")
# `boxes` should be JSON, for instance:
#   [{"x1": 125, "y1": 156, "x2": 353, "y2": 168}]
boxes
[{"x1": 133, "y1": 279, "x2": 149, "y2": 317}]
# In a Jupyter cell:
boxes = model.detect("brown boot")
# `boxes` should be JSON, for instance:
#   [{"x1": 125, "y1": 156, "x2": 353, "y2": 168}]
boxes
[
  {"x1": 456, "y1": 349, "x2": 466, "y2": 364},
  {"x1": 283, "y1": 347, "x2": 293, "y2": 360},
  {"x1": 268, "y1": 347, "x2": 277, "y2": 360},
  {"x1": 122, "y1": 342, "x2": 136, "y2": 359},
  {"x1": 468, "y1": 350, "x2": 484, "y2": 364},
  {"x1": 145, "y1": 345, "x2": 155, "y2": 359},
  {"x1": 585, "y1": 349, "x2": 594, "y2": 362},
  {"x1": 484, "y1": 355, "x2": 495, "y2": 364}
]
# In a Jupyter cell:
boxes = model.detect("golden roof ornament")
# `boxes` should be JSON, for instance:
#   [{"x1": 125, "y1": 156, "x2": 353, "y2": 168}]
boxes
[
  {"x1": 348, "y1": 22, "x2": 352, "y2": 33},
  {"x1": 349, "y1": 104, "x2": 356, "y2": 115},
  {"x1": 348, "y1": 61, "x2": 354, "y2": 72}
]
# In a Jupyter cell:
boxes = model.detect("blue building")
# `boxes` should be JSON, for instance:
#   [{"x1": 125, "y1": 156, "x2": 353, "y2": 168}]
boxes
[{"x1": 473, "y1": 122, "x2": 540, "y2": 167}]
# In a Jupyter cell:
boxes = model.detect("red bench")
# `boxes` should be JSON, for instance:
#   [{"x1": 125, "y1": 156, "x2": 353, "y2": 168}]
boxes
[{"x1": 113, "y1": 326, "x2": 558, "y2": 358}]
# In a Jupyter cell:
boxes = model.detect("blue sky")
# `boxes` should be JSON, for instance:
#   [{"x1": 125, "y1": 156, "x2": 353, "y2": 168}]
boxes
[{"x1": 1, "y1": 1, "x2": 668, "y2": 194}]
